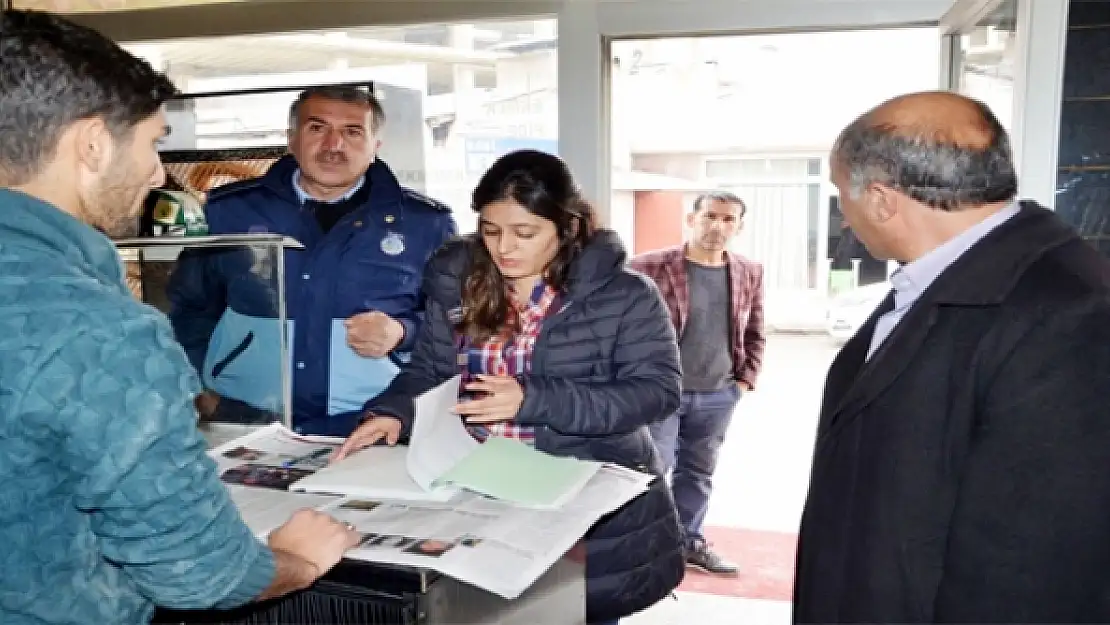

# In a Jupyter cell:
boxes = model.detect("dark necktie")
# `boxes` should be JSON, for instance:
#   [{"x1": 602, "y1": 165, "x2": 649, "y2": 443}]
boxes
[
  {"x1": 875, "y1": 290, "x2": 897, "y2": 319},
  {"x1": 828, "y1": 290, "x2": 898, "y2": 403},
  {"x1": 862, "y1": 290, "x2": 898, "y2": 360}
]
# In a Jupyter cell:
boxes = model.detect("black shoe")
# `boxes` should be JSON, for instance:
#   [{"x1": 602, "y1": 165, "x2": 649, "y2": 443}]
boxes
[{"x1": 685, "y1": 542, "x2": 739, "y2": 577}]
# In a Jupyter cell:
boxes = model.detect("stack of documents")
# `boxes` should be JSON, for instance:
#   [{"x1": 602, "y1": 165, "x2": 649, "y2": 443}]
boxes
[
  {"x1": 437, "y1": 436, "x2": 599, "y2": 509},
  {"x1": 292, "y1": 375, "x2": 602, "y2": 509}
]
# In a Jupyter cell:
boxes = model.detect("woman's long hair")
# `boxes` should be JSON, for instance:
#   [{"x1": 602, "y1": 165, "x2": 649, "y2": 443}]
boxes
[{"x1": 460, "y1": 150, "x2": 598, "y2": 342}]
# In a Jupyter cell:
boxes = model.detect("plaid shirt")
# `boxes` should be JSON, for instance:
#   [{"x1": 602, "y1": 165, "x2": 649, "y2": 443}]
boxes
[
  {"x1": 457, "y1": 282, "x2": 559, "y2": 444},
  {"x1": 630, "y1": 244, "x2": 766, "y2": 389}
]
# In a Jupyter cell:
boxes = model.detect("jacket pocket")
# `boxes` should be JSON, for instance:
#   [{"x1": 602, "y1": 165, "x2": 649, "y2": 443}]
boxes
[{"x1": 211, "y1": 331, "x2": 253, "y2": 378}]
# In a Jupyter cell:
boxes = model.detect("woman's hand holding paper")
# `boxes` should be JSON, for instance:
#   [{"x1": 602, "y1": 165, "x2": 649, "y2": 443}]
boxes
[{"x1": 454, "y1": 375, "x2": 524, "y2": 423}]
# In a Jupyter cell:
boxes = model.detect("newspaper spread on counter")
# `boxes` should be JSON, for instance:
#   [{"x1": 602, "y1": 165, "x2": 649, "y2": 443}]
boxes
[
  {"x1": 207, "y1": 423, "x2": 344, "y2": 536},
  {"x1": 206, "y1": 423, "x2": 654, "y2": 598},
  {"x1": 323, "y1": 463, "x2": 652, "y2": 599}
]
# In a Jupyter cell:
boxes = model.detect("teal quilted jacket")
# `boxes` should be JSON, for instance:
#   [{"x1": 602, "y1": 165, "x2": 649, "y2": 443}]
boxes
[{"x1": 0, "y1": 190, "x2": 275, "y2": 624}]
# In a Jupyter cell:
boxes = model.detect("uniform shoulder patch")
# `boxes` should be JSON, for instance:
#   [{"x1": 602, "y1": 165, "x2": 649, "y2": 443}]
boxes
[
  {"x1": 401, "y1": 188, "x2": 452, "y2": 213},
  {"x1": 205, "y1": 178, "x2": 263, "y2": 203}
]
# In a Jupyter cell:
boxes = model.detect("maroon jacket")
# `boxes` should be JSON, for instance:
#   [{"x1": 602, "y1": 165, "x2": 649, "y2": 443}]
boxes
[{"x1": 630, "y1": 245, "x2": 765, "y2": 389}]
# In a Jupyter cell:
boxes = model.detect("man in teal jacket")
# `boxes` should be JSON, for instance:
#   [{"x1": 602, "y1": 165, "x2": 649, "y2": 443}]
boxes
[{"x1": 0, "y1": 10, "x2": 361, "y2": 625}]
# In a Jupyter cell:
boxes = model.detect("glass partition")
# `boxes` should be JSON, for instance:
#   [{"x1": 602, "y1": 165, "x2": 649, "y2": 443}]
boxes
[{"x1": 115, "y1": 233, "x2": 301, "y2": 437}]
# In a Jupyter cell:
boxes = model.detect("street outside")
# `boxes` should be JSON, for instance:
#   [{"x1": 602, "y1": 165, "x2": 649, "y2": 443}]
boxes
[
  {"x1": 707, "y1": 332, "x2": 840, "y2": 533},
  {"x1": 625, "y1": 333, "x2": 841, "y2": 625}
]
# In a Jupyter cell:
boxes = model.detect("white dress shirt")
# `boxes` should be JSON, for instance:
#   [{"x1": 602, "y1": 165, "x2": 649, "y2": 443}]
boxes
[{"x1": 867, "y1": 202, "x2": 1021, "y2": 360}]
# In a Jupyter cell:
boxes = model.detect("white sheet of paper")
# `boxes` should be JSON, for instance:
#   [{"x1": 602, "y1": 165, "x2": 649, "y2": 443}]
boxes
[
  {"x1": 406, "y1": 375, "x2": 480, "y2": 490},
  {"x1": 328, "y1": 464, "x2": 653, "y2": 600},
  {"x1": 289, "y1": 444, "x2": 457, "y2": 502},
  {"x1": 227, "y1": 485, "x2": 340, "y2": 537}
]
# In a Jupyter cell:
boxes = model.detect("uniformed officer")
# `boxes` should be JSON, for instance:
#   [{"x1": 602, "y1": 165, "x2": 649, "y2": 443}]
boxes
[{"x1": 167, "y1": 85, "x2": 457, "y2": 436}]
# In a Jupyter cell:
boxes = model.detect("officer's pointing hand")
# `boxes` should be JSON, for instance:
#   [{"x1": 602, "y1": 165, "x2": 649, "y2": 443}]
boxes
[{"x1": 344, "y1": 311, "x2": 404, "y2": 358}]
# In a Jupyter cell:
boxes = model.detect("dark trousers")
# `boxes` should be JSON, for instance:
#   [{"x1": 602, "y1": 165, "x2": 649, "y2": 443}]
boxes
[{"x1": 649, "y1": 386, "x2": 740, "y2": 546}]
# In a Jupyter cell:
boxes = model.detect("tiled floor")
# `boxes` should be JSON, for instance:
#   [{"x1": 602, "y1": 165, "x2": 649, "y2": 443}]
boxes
[
  {"x1": 626, "y1": 592, "x2": 792, "y2": 625},
  {"x1": 625, "y1": 334, "x2": 839, "y2": 625},
  {"x1": 675, "y1": 527, "x2": 795, "y2": 602}
]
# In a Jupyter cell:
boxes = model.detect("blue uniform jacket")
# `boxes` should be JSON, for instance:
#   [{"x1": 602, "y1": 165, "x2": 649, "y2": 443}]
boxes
[{"x1": 167, "y1": 155, "x2": 457, "y2": 435}]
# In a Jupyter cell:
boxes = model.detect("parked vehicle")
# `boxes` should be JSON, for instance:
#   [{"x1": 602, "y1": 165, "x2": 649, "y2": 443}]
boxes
[{"x1": 825, "y1": 281, "x2": 891, "y2": 344}]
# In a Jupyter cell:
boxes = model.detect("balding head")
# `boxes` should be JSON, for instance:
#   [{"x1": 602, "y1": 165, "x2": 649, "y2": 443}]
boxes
[{"x1": 832, "y1": 91, "x2": 1017, "y2": 212}]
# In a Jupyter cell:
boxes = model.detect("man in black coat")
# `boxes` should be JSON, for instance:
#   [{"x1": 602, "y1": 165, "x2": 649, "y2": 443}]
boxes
[{"x1": 794, "y1": 90, "x2": 1110, "y2": 623}]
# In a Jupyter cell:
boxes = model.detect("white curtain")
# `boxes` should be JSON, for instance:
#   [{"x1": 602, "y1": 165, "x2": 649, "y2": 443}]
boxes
[{"x1": 725, "y1": 183, "x2": 810, "y2": 291}]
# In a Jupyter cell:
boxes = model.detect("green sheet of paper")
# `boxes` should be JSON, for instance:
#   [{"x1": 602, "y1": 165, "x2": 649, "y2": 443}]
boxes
[{"x1": 436, "y1": 436, "x2": 601, "y2": 509}]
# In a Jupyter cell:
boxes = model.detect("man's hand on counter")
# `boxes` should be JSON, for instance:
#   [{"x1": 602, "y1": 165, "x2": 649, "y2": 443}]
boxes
[{"x1": 257, "y1": 509, "x2": 362, "y2": 601}]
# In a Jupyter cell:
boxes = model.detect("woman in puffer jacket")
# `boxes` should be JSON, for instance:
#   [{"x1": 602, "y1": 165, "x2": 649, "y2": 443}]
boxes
[{"x1": 334, "y1": 149, "x2": 685, "y2": 624}]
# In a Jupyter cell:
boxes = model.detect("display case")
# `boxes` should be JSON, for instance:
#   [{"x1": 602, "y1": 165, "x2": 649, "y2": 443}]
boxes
[{"x1": 115, "y1": 234, "x2": 303, "y2": 439}]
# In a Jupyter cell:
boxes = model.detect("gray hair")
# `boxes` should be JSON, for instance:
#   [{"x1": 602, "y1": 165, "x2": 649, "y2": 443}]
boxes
[
  {"x1": 693, "y1": 190, "x2": 747, "y2": 218},
  {"x1": 288, "y1": 85, "x2": 385, "y2": 132},
  {"x1": 832, "y1": 98, "x2": 1017, "y2": 212}
]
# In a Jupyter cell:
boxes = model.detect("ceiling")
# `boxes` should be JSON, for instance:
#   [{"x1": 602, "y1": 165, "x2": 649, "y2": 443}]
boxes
[
  {"x1": 146, "y1": 33, "x2": 508, "y2": 78},
  {"x1": 20, "y1": 0, "x2": 561, "y2": 41},
  {"x1": 15, "y1": 0, "x2": 236, "y2": 11}
]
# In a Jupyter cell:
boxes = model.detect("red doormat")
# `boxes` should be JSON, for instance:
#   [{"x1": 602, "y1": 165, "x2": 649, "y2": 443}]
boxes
[{"x1": 678, "y1": 526, "x2": 797, "y2": 602}]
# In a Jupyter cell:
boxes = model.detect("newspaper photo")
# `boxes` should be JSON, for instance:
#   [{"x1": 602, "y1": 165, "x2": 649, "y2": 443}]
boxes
[
  {"x1": 211, "y1": 424, "x2": 340, "y2": 474},
  {"x1": 322, "y1": 463, "x2": 655, "y2": 599},
  {"x1": 207, "y1": 423, "x2": 343, "y2": 536}
]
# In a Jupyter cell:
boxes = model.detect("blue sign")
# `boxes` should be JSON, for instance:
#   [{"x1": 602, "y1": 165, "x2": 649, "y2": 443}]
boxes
[{"x1": 464, "y1": 137, "x2": 559, "y2": 175}]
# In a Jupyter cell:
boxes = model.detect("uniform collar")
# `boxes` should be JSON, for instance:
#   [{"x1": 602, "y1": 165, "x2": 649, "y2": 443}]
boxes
[{"x1": 292, "y1": 170, "x2": 365, "y2": 205}]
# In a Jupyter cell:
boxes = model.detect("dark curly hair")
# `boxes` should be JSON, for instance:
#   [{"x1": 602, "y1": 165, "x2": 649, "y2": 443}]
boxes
[
  {"x1": 460, "y1": 149, "x2": 597, "y2": 341},
  {"x1": 0, "y1": 9, "x2": 178, "y2": 186}
]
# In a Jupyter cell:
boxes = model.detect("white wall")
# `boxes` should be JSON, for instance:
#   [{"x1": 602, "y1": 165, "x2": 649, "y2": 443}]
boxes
[
  {"x1": 612, "y1": 29, "x2": 940, "y2": 155},
  {"x1": 497, "y1": 51, "x2": 558, "y2": 93},
  {"x1": 610, "y1": 191, "x2": 636, "y2": 250}
]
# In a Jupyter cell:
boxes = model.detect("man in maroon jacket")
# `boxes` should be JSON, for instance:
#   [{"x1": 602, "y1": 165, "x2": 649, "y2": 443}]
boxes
[{"x1": 631, "y1": 191, "x2": 766, "y2": 576}]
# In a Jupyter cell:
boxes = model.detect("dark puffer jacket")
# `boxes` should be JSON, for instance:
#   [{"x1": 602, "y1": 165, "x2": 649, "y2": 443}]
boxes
[{"x1": 369, "y1": 229, "x2": 685, "y2": 621}]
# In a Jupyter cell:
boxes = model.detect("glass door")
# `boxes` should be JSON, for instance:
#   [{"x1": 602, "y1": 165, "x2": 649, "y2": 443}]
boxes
[{"x1": 939, "y1": 0, "x2": 1020, "y2": 131}]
